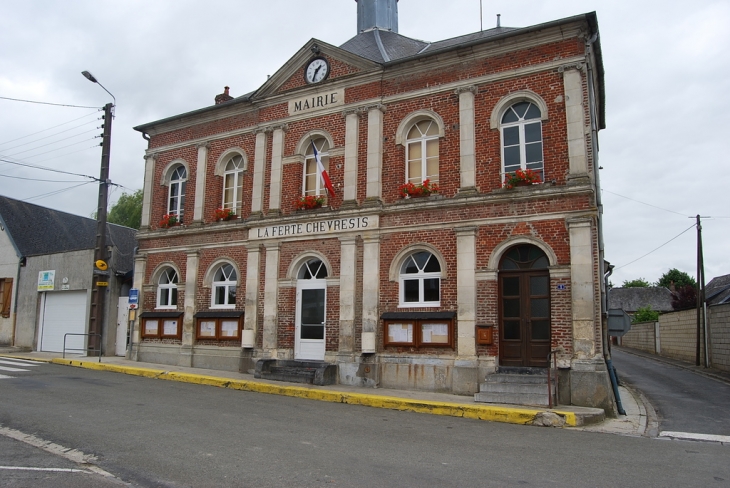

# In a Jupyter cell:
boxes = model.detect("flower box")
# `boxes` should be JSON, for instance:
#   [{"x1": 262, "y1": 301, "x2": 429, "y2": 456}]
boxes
[
  {"x1": 159, "y1": 214, "x2": 181, "y2": 228},
  {"x1": 399, "y1": 178, "x2": 439, "y2": 198},
  {"x1": 295, "y1": 195, "x2": 325, "y2": 210},
  {"x1": 503, "y1": 169, "x2": 541, "y2": 189},
  {"x1": 213, "y1": 208, "x2": 236, "y2": 221}
]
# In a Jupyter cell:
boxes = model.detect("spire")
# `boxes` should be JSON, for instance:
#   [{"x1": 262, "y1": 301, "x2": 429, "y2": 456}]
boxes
[{"x1": 356, "y1": 0, "x2": 398, "y2": 34}]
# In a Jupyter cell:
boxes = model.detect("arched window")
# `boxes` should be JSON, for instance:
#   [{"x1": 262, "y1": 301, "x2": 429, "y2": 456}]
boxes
[
  {"x1": 501, "y1": 102, "x2": 544, "y2": 181},
  {"x1": 222, "y1": 154, "x2": 245, "y2": 213},
  {"x1": 168, "y1": 165, "x2": 187, "y2": 218},
  {"x1": 298, "y1": 259, "x2": 328, "y2": 280},
  {"x1": 399, "y1": 251, "x2": 441, "y2": 307},
  {"x1": 406, "y1": 119, "x2": 439, "y2": 185},
  {"x1": 156, "y1": 268, "x2": 178, "y2": 309},
  {"x1": 499, "y1": 244, "x2": 550, "y2": 270},
  {"x1": 303, "y1": 138, "x2": 330, "y2": 197},
  {"x1": 212, "y1": 264, "x2": 237, "y2": 308}
]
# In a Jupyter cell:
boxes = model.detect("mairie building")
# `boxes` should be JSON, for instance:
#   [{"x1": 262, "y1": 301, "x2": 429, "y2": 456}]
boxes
[{"x1": 132, "y1": 0, "x2": 615, "y2": 412}]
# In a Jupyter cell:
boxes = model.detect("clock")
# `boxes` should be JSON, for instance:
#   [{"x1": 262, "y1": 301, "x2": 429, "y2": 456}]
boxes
[{"x1": 305, "y1": 57, "x2": 330, "y2": 84}]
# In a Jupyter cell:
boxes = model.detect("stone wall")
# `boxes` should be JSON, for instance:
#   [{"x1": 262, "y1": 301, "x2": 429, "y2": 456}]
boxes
[
  {"x1": 621, "y1": 321, "x2": 656, "y2": 353},
  {"x1": 657, "y1": 309, "x2": 699, "y2": 364},
  {"x1": 709, "y1": 303, "x2": 730, "y2": 372}
]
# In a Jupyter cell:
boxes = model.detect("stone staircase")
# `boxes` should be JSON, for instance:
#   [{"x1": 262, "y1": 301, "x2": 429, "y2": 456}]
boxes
[
  {"x1": 254, "y1": 359, "x2": 337, "y2": 386},
  {"x1": 474, "y1": 367, "x2": 551, "y2": 406}
]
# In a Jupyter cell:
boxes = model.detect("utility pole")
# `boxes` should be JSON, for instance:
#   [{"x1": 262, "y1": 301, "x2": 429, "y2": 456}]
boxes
[
  {"x1": 82, "y1": 71, "x2": 115, "y2": 356},
  {"x1": 694, "y1": 215, "x2": 708, "y2": 367}
]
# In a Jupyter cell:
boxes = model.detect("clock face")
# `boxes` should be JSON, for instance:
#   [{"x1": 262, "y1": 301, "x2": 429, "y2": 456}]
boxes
[{"x1": 305, "y1": 58, "x2": 329, "y2": 84}]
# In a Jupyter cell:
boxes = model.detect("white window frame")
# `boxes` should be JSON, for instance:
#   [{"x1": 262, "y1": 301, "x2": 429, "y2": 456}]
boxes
[
  {"x1": 168, "y1": 165, "x2": 187, "y2": 218},
  {"x1": 500, "y1": 102, "x2": 544, "y2": 181},
  {"x1": 303, "y1": 138, "x2": 330, "y2": 197},
  {"x1": 398, "y1": 251, "x2": 441, "y2": 308},
  {"x1": 405, "y1": 119, "x2": 439, "y2": 185},
  {"x1": 211, "y1": 264, "x2": 237, "y2": 309},
  {"x1": 156, "y1": 268, "x2": 178, "y2": 309},
  {"x1": 222, "y1": 154, "x2": 245, "y2": 213}
]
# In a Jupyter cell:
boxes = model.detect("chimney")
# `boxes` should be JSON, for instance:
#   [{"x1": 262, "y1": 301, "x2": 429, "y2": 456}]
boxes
[
  {"x1": 215, "y1": 86, "x2": 233, "y2": 105},
  {"x1": 356, "y1": 0, "x2": 398, "y2": 34}
]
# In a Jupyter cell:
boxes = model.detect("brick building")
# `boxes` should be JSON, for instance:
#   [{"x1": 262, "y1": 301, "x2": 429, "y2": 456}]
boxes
[{"x1": 132, "y1": 0, "x2": 614, "y2": 411}]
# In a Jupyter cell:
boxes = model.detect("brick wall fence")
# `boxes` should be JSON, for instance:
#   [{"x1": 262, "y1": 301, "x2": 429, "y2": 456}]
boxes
[{"x1": 620, "y1": 303, "x2": 730, "y2": 372}]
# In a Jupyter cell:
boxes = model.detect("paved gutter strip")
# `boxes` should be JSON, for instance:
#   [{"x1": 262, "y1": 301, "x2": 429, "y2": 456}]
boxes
[
  {"x1": 49, "y1": 358, "x2": 584, "y2": 427},
  {"x1": 659, "y1": 431, "x2": 730, "y2": 444}
]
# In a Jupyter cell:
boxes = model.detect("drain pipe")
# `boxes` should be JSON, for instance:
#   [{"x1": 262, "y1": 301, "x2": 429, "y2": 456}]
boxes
[{"x1": 603, "y1": 264, "x2": 625, "y2": 415}]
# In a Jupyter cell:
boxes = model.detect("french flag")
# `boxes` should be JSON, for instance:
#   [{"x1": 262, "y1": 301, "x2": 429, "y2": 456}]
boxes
[{"x1": 312, "y1": 142, "x2": 336, "y2": 197}]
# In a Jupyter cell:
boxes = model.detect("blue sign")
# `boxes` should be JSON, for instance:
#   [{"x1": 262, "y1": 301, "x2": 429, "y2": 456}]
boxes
[
  {"x1": 556, "y1": 284, "x2": 567, "y2": 291},
  {"x1": 128, "y1": 288, "x2": 139, "y2": 305}
]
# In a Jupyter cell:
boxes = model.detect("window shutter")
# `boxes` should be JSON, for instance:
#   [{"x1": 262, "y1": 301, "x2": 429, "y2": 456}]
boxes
[{"x1": 1, "y1": 278, "x2": 12, "y2": 318}]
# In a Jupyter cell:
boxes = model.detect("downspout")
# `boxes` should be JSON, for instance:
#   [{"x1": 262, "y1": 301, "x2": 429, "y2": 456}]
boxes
[
  {"x1": 586, "y1": 31, "x2": 624, "y2": 415},
  {"x1": 10, "y1": 257, "x2": 23, "y2": 347}
]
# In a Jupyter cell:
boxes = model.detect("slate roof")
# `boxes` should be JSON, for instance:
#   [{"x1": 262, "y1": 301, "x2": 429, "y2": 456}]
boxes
[
  {"x1": 0, "y1": 195, "x2": 137, "y2": 272},
  {"x1": 608, "y1": 287, "x2": 674, "y2": 313},
  {"x1": 706, "y1": 274, "x2": 730, "y2": 305}
]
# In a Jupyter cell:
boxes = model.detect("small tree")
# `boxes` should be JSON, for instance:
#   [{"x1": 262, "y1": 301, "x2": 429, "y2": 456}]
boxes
[
  {"x1": 622, "y1": 278, "x2": 652, "y2": 288},
  {"x1": 107, "y1": 190, "x2": 143, "y2": 229},
  {"x1": 632, "y1": 305, "x2": 659, "y2": 324},
  {"x1": 657, "y1": 268, "x2": 696, "y2": 289},
  {"x1": 671, "y1": 284, "x2": 697, "y2": 310}
]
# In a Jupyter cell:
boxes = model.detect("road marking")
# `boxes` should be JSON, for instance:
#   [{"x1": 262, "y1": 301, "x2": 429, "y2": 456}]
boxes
[
  {"x1": 660, "y1": 431, "x2": 730, "y2": 443},
  {"x1": 0, "y1": 374, "x2": 13, "y2": 379},
  {"x1": 0, "y1": 425, "x2": 119, "y2": 479},
  {"x1": 0, "y1": 359, "x2": 41, "y2": 366},
  {"x1": 0, "y1": 365, "x2": 29, "y2": 372},
  {"x1": 0, "y1": 466, "x2": 91, "y2": 473}
]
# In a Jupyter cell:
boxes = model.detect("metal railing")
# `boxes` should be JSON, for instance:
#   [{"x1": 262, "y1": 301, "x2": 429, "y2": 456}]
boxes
[
  {"x1": 63, "y1": 333, "x2": 102, "y2": 362},
  {"x1": 547, "y1": 349, "x2": 560, "y2": 408}
]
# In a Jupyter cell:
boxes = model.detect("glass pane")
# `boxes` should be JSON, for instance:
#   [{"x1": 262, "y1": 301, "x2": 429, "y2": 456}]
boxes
[
  {"x1": 525, "y1": 103, "x2": 541, "y2": 120},
  {"x1": 402, "y1": 256, "x2": 418, "y2": 274},
  {"x1": 503, "y1": 126, "x2": 520, "y2": 146},
  {"x1": 504, "y1": 146, "x2": 521, "y2": 166},
  {"x1": 409, "y1": 141, "x2": 422, "y2": 161},
  {"x1": 387, "y1": 323, "x2": 414, "y2": 344},
  {"x1": 423, "y1": 120, "x2": 438, "y2": 136},
  {"x1": 526, "y1": 142, "x2": 543, "y2": 163},
  {"x1": 531, "y1": 298, "x2": 549, "y2": 318},
  {"x1": 300, "y1": 324, "x2": 324, "y2": 340},
  {"x1": 503, "y1": 320, "x2": 520, "y2": 340},
  {"x1": 305, "y1": 174, "x2": 317, "y2": 193},
  {"x1": 426, "y1": 139, "x2": 438, "y2": 157},
  {"x1": 424, "y1": 255, "x2": 441, "y2": 273},
  {"x1": 223, "y1": 186, "x2": 234, "y2": 207},
  {"x1": 215, "y1": 286, "x2": 226, "y2": 305},
  {"x1": 525, "y1": 122, "x2": 542, "y2": 143},
  {"x1": 533, "y1": 256, "x2": 549, "y2": 269},
  {"x1": 305, "y1": 159, "x2": 317, "y2": 174},
  {"x1": 530, "y1": 276, "x2": 548, "y2": 296},
  {"x1": 227, "y1": 286, "x2": 236, "y2": 305},
  {"x1": 423, "y1": 278, "x2": 440, "y2": 302},
  {"x1": 531, "y1": 320, "x2": 550, "y2": 340},
  {"x1": 145, "y1": 320, "x2": 159, "y2": 335},
  {"x1": 220, "y1": 320, "x2": 239, "y2": 337},
  {"x1": 503, "y1": 276, "x2": 519, "y2": 296},
  {"x1": 170, "y1": 287, "x2": 177, "y2": 306},
  {"x1": 199, "y1": 320, "x2": 216, "y2": 337},
  {"x1": 301, "y1": 289, "x2": 325, "y2": 324},
  {"x1": 407, "y1": 124, "x2": 422, "y2": 139},
  {"x1": 412, "y1": 252, "x2": 430, "y2": 270},
  {"x1": 503, "y1": 298, "x2": 520, "y2": 318},
  {"x1": 421, "y1": 323, "x2": 449, "y2": 344},
  {"x1": 512, "y1": 102, "x2": 529, "y2": 118},
  {"x1": 501, "y1": 260, "x2": 519, "y2": 270},
  {"x1": 404, "y1": 279, "x2": 419, "y2": 302},
  {"x1": 502, "y1": 108, "x2": 518, "y2": 124},
  {"x1": 409, "y1": 159, "x2": 422, "y2": 180},
  {"x1": 426, "y1": 157, "x2": 439, "y2": 180}
]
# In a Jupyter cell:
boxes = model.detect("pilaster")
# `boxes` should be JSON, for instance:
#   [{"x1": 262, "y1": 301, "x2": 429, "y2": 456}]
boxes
[
  {"x1": 361, "y1": 235, "x2": 380, "y2": 352},
  {"x1": 262, "y1": 243, "x2": 280, "y2": 354},
  {"x1": 244, "y1": 243, "x2": 261, "y2": 343},
  {"x1": 128, "y1": 253, "x2": 147, "y2": 360},
  {"x1": 365, "y1": 105, "x2": 385, "y2": 203},
  {"x1": 267, "y1": 126, "x2": 286, "y2": 216},
  {"x1": 251, "y1": 130, "x2": 268, "y2": 217},
  {"x1": 562, "y1": 66, "x2": 589, "y2": 178},
  {"x1": 338, "y1": 236, "x2": 358, "y2": 353},
  {"x1": 342, "y1": 112, "x2": 360, "y2": 205},
  {"x1": 192, "y1": 143, "x2": 209, "y2": 223},
  {"x1": 140, "y1": 154, "x2": 156, "y2": 229},
  {"x1": 456, "y1": 86, "x2": 477, "y2": 192},
  {"x1": 455, "y1": 226, "x2": 477, "y2": 358},
  {"x1": 568, "y1": 217, "x2": 597, "y2": 359},
  {"x1": 182, "y1": 250, "x2": 200, "y2": 347}
]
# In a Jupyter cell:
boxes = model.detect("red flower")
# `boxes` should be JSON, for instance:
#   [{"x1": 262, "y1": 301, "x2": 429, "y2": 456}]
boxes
[{"x1": 295, "y1": 195, "x2": 325, "y2": 210}]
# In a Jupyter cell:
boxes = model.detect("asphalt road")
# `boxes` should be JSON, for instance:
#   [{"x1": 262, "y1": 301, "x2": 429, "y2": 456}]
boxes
[
  {"x1": 612, "y1": 347, "x2": 730, "y2": 437},
  {"x1": 1, "y1": 360, "x2": 729, "y2": 487}
]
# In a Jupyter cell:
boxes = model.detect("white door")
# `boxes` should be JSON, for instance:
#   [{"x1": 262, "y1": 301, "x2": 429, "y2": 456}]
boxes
[
  {"x1": 295, "y1": 281, "x2": 326, "y2": 361},
  {"x1": 116, "y1": 297, "x2": 129, "y2": 356},
  {"x1": 38, "y1": 291, "x2": 88, "y2": 353}
]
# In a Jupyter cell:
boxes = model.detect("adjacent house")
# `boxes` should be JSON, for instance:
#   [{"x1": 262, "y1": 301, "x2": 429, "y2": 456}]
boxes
[
  {"x1": 131, "y1": 1, "x2": 615, "y2": 411},
  {"x1": 0, "y1": 195, "x2": 137, "y2": 356},
  {"x1": 608, "y1": 287, "x2": 674, "y2": 315}
]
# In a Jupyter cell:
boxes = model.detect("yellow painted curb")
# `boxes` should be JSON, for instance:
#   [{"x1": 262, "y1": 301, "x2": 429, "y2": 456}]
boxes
[{"x1": 45, "y1": 358, "x2": 577, "y2": 426}]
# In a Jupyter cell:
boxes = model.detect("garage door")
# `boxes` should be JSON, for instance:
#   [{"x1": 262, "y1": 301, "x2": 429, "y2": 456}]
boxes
[{"x1": 39, "y1": 291, "x2": 88, "y2": 353}]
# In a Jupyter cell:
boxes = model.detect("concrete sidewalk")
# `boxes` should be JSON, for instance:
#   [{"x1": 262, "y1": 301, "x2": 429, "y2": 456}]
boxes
[{"x1": 0, "y1": 349, "x2": 651, "y2": 435}]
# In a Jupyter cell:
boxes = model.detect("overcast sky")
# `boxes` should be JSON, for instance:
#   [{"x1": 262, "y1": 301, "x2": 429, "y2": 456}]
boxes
[{"x1": 1, "y1": 0, "x2": 728, "y2": 287}]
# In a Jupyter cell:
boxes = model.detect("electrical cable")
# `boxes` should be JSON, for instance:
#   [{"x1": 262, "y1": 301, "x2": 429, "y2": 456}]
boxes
[
  {"x1": 1, "y1": 119, "x2": 100, "y2": 152},
  {"x1": 603, "y1": 189, "x2": 690, "y2": 217},
  {"x1": 0, "y1": 110, "x2": 100, "y2": 147},
  {"x1": 24, "y1": 181, "x2": 94, "y2": 202},
  {"x1": 1, "y1": 137, "x2": 99, "y2": 160},
  {"x1": 615, "y1": 223, "x2": 696, "y2": 270},
  {"x1": 5, "y1": 129, "x2": 100, "y2": 157},
  {"x1": 0, "y1": 174, "x2": 85, "y2": 183},
  {"x1": 0, "y1": 157, "x2": 98, "y2": 181},
  {"x1": 0, "y1": 96, "x2": 100, "y2": 110}
]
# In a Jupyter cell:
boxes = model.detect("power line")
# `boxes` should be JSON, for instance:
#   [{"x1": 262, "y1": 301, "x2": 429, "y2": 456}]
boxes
[
  {"x1": 615, "y1": 223, "x2": 696, "y2": 270},
  {"x1": 1, "y1": 137, "x2": 99, "y2": 160},
  {"x1": 0, "y1": 95, "x2": 100, "y2": 110},
  {"x1": 32, "y1": 145, "x2": 100, "y2": 165},
  {"x1": 24, "y1": 181, "x2": 95, "y2": 202},
  {"x1": 0, "y1": 110, "x2": 100, "y2": 147},
  {"x1": 603, "y1": 189, "x2": 690, "y2": 217},
  {"x1": 1, "y1": 119, "x2": 99, "y2": 152},
  {"x1": 5, "y1": 129, "x2": 100, "y2": 157},
  {"x1": 0, "y1": 173, "x2": 85, "y2": 183},
  {"x1": 0, "y1": 157, "x2": 98, "y2": 181}
]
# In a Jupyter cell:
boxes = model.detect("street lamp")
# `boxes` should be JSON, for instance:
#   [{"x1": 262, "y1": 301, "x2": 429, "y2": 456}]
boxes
[{"x1": 82, "y1": 70, "x2": 115, "y2": 357}]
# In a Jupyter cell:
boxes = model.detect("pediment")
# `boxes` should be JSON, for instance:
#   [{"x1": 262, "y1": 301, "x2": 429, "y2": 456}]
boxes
[{"x1": 252, "y1": 38, "x2": 382, "y2": 99}]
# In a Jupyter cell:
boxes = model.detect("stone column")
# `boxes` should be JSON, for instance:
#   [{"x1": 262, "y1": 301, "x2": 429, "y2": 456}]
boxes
[
  {"x1": 343, "y1": 112, "x2": 360, "y2": 204},
  {"x1": 563, "y1": 67, "x2": 589, "y2": 177},
  {"x1": 361, "y1": 235, "x2": 379, "y2": 352},
  {"x1": 262, "y1": 243, "x2": 280, "y2": 356},
  {"x1": 456, "y1": 87, "x2": 477, "y2": 192},
  {"x1": 243, "y1": 243, "x2": 261, "y2": 342},
  {"x1": 365, "y1": 106, "x2": 385, "y2": 203},
  {"x1": 128, "y1": 253, "x2": 147, "y2": 360},
  {"x1": 455, "y1": 227, "x2": 477, "y2": 358},
  {"x1": 250, "y1": 130, "x2": 268, "y2": 217},
  {"x1": 268, "y1": 127, "x2": 285, "y2": 215},
  {"x1": 338, "y1": 236, "x2": 357, "y2": 353},
  {"x1": 180, "y1": 250, "x2": 200, "y2": 367},
  {"x1": 192, "y1": 143, "x2": 209, "y2": 223},
  {"x1": 140, "y1": 154, "x2": 156, "y2": 229},
  {"x1": 568, "y1": 217, "x2": 597, "y2": 358}
]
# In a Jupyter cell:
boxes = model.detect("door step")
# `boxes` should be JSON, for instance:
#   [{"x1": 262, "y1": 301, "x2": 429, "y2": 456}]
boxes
[
  {"x1": 474, "y1": 369, "x2": 550, "y2": 406},
  {"x1": 254, "y1": 359, "x2": 337, "y2": 386}
]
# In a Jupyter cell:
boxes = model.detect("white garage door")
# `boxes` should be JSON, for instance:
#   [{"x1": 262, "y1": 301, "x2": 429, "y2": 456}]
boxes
[{"x1": 39, "y1": 291, "x2": 88, "y2": 353}]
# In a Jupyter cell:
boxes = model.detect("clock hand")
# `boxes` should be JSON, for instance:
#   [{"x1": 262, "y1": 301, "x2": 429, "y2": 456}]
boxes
[{"x1": 313, "y1": 66, "x2": 322, "y2": 79}]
